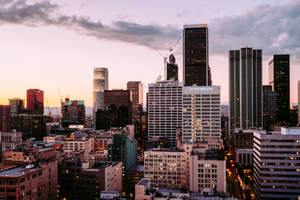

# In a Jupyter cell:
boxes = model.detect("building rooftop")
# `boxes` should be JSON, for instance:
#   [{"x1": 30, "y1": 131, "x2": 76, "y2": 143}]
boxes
[
  {"x1": 147, "y1": 147, "x2": 184, "y2": 153},
  {"x1": 281, "y1": 127, "x2": 300, "y2": 135},
  {"x1": 101, "y1": 191, "x2": 119, "y2": 195},
  {"x1": 204, "y1": 149, "x2": 225, "y2": 160},
  {"x1": 255, "y1": 127, "x2": 300, "y2": 136},
  {"x1": 0, "y1": 166, "x2": 38, "y2": 177},
  {"x1": 137, "y1": 178, "x2": 151, "y2": 186},
  {"x1": 184, "y1": 24, "x2": 207, "y2": 28},
  {"x1": 128, "y1": 164, "x2": 144, "y2": 172},
  {"x1": 94, "y1": 161, "x2": 119, "y2": 168}
]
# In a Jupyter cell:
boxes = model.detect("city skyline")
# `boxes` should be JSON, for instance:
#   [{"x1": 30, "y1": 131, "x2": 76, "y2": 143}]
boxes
[{"x1": 1, "y1": 0, "x2": 300, "y2": 106}]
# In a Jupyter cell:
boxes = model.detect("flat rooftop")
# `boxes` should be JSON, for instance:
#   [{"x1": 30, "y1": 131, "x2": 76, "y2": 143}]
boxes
[
  {"x1": 255, "y1": 127, "x2": 300, "y2": 136},
  {"x1": 129, "y1": 164, "x2": 144, "y2": 172},
  {"x1": 184, "y1": 24, "x2": 207, "y2": 28},
  {"x1": 94, "y1": 161, "x2": 119, "y2": 168},
  {"x1": 147, "y1": 147, "x2": 184, "y2": 152},
  {"x1": 137, "y1": 178, "x2": 151, "y2": 186},
  {"x1": 0, "y1": 166, "x2": 37, "y2": 177}
]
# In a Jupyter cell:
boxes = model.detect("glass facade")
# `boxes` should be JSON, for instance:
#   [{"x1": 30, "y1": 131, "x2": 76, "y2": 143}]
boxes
[
  {"x1": 26, "y1": 89, "x2": 44, "y2": 115},
  {"x1": 229, "y1": 48, "x2": 262, "y2": 130},
  {"x1": 93, "y1": 68, "x2": 108, "y2": 112},
  {"x1": 183, "y1": 25, "x2": 210, "y2": 86},
  {"x1": 269, "y1": 54, "x2": 290, "y2": 125}
]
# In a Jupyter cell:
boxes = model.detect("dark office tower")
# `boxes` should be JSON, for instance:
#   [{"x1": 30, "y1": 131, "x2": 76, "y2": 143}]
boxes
[
  {"x1": 0, "y1": 105, "x2": 11, "y2": 132},
  {"x1": 229, "y1": 48, "x2": 262, "y2": 130},
  {"x1": 11, "y1": 114, "x2": 46, "y2": 140},
  {"x1": 127, "y1": 81, "x2": 143, "y2": 122},
  {"x1": 9, "y1": 98, "x2": 24, "y2": 115},
  {"x1": 104, "y1": 90, "x2": 132, "y2": 109},
  {"x1": 26, "y1": 89, "x2": 44, "y2": 114},
  {"x1": 183, "y1": 24, "x2": 211, "y2": 86},
  {"x1": 165, "y1": 53, "x2": 178, "y2": 81},
  {"x1": 108, "y1": 133, "x2": 137, "y2": 198},
  {"x1": 263, "y1": 85, "x2": 276, "y2": 129},
  {"x1": 61, "y1": 98, "x2": 85, "y2": 127},
  {"x1": 95, "y1": 90, "x2": 132, "y2": 129},
  {"x1": 96, "y1": 105, "x2": 130, "y2": 130},
  {"x1": 269, "y1": 54, "x2": 290, "y2": 125}
]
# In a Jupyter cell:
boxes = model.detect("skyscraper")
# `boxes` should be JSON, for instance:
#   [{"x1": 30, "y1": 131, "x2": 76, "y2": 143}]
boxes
[
  {"x1": 182, "y1": 86, "x2": 221, "y2": 143},
  {"x1": 11, "y1": 114, "x2": 46, "y2": 140},
  {"x1": 9, "y1": 98, "x2": 24, "y2": 115},
  {"x1": 164, "y1": 53, "x2": 178, "y2": 81},
  {"x1": 104, "y1": 90, "x2": 132, "y2": 112},
  {"x1": 229, "y1": 48, "x2": 263, "y2": 130},
  {"x1": 26, "y1": 89, "x2": 44, "y2": 114},
  {"x1": 263, "y1": 85, "x2": 276, "y2": 129},
  {"x1": 93, "y1": 68, "x2": 108, "y2": 113},
  {"x1": 269, "y1": 54, "x2": 290, "y2": 125},
  {"x1": 61, "y1": 98, "x2": 85, "y2": 127},
  {"x1": 0, "y1": 105, "x2": 11, "y2": 132},
  {"x1": 183, "y1": 24, "x2": 211, "y2": 86},
  {"x1": 148, "y1": 80, "x2": 182, "y2": 146},
  {"x1": 96, "y1": 90, "x2": 133, "y2": 130},
  {"x1": 127, "y1": 81, "x2": 143, "y2": 122}
]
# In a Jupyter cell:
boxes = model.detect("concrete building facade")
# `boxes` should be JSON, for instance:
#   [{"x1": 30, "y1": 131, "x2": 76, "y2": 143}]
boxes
[
  {"x1": 182, "y1": 86, "x2": 221, "y2": 143},
  {"x1": 189, "y1": 157, "x2": 226, "y2": 193},
  {"x1": 144, "y1": 149, "x2": 189, "y2": 189},
  {"x1": 148, "y1": 81, "x2": 183, "y2": 146},
  {"x1": 253, "y1": 127, "x2": 300, "y2": 199}
]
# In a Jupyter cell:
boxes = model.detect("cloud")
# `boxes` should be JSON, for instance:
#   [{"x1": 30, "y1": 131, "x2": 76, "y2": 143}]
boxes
[
  {"x1": 176, "y1": 10, "x2": 190, "y2": 18},
  {"x1": 0, "y1": 0, "x2": 180, "y2": 51},
  {"x1": 0, "y1": 0, "x2": 57, "y2": 25},
  {"x1": 210, "y1": 1, "x2": 300, "y2": 57},
  {"x1": 0, "y1": 0, "x2": 300, "y2": 58}
]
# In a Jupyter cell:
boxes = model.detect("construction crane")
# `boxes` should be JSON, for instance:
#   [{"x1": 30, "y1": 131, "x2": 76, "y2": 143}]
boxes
[
  {"x1": 57, "y1": 88, "x2": 63, "y2": 104},
  {"x1": 57, "y1": 88, "x2": 63, "y2": 119},
  {"x1": 152, "y1": 36, "x2": 181, "y2": 59},
  {"x1": 45, "y1": 97, "x2": 51, "y2": 118},
  {"x1": 169, "y1": 36, "x2": 181, "y2": 54}
]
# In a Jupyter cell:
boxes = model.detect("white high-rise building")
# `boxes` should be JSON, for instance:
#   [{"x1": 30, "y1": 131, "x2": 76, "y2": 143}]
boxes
[
  {"x1": 148, "y1": 80, "x2": 182, "y2": 146},
  {"x1": 253, "y1": 127, "x2": 300, "y2": 200},
  {"x1": 182, "y1": 86, "x2": 221, "y2": 143},
  {"x1": 93, "y1": 68, "x2": 108, "y2": 114}
]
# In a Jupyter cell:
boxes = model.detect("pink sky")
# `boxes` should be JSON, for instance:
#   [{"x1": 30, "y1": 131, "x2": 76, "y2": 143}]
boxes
[{"x1": 0, "y1": 0, "x2": 299, "y2": 106}]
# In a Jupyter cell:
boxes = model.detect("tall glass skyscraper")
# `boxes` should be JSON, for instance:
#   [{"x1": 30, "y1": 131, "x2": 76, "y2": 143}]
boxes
[
  {"x1": 26, "y1": 89, "x2": 44, "y2": 114},
  {"x1": 183, "y1": 24, "x2": 211, "y2": 86},
  {"x1": 127, "y1": 81, "x2": 143, "y2": 122},
  {"x1": 229, "y1": 48, "x2": 263, "y2": 130},
  {"x1": 269, "y1": 54, "x2": 290, "y2": 125},
  {"x1": 93, "y1": 68, "x2": 108, "y2": 113}
]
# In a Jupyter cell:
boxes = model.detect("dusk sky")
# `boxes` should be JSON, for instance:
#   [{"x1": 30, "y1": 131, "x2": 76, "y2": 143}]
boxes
[{"x1": 1, "y1": 0, "x2": 300, "y2": 106}]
